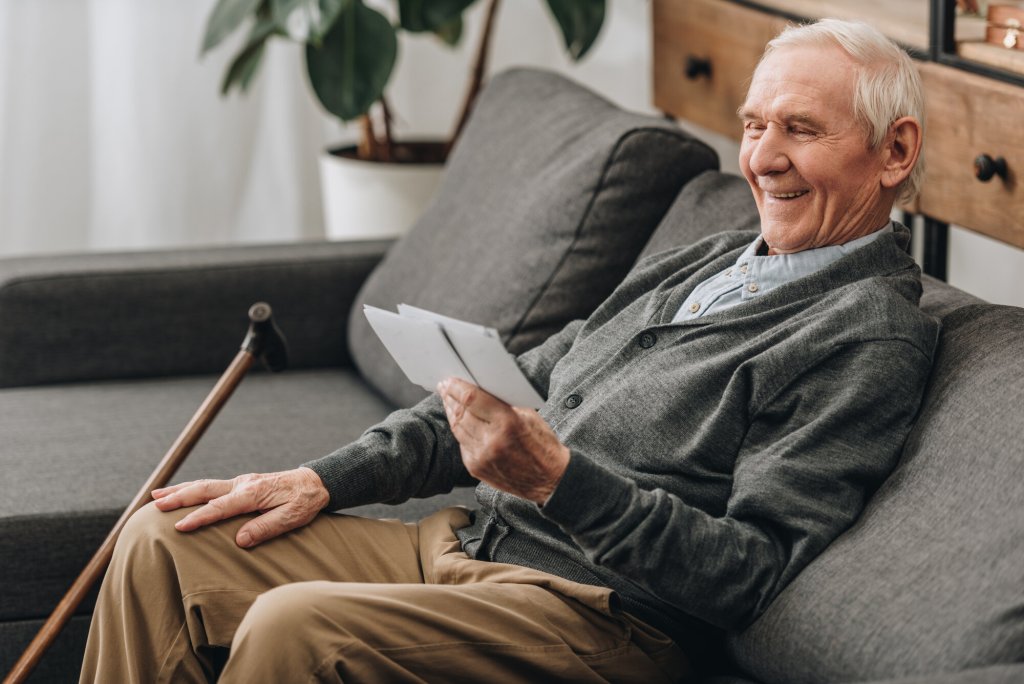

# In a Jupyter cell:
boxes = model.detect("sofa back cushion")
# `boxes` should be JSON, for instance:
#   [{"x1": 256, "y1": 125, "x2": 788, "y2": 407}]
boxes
[
  {"x1": 347, "y1": 68, "x2": 718, "y2": 407},
  {"x1": 636, "y1": 170, "x2": 760, "y2": 259},
  {"x1": 727, "y1": 289, "x2": 1024, "y2": 681}
]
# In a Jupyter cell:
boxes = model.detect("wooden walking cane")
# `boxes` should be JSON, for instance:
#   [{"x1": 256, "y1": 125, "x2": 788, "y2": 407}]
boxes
[{"x1": 4, "y1": 302, "x2": 287, "y2": 684}]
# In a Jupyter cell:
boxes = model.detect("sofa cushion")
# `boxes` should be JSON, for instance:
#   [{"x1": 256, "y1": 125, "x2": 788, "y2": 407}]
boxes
[
  {"x1": 348, "y1": 67, "x2": 718, "y2": 407},
  {"x1": 0, "y1": 369, "x2": 476, "y2": 623},
  {"x1": 637, "y1": 171, "x2": 760, "y2": 260},
  {"x1": 0, "y1": 240, "x2": 388, "y2": 388},
  {"x1": 727, "y1": 301, "x2": 1024, "y2": 682},
  {"x1": 920, "y1": 273, "x2": 984, "y2": 317}
]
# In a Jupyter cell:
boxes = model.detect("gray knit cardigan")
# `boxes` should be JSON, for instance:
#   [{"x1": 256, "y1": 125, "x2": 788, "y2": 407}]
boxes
[{"x1": 307, "y1": 226, "x2": 939, "y2": 645}]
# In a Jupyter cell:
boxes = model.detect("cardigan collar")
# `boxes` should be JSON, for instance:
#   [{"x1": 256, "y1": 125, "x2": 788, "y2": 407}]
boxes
[{"x1": 648, "y1": 222, "x2": 918, "y2": 328}]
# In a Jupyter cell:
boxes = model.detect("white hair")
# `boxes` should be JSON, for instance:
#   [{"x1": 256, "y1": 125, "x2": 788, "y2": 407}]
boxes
[{"x1": 759, "y1": 19, "x2": 924, "y2": 202}]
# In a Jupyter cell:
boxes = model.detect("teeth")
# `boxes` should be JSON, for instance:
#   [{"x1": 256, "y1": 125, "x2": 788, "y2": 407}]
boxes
[{"x1": 769, "y1": 191, "x2": 806, "y2": 199}]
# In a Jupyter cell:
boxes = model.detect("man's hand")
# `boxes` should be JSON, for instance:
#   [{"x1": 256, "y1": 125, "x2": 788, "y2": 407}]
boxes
[
  {"x1": 151, "y1": 467, "x2": 330, "y2": 548},
  {"x1": 438, "y1": 378, "x2": 570, "y2": 505}
]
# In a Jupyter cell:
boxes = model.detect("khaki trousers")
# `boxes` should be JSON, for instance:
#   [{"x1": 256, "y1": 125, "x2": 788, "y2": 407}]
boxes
[{"x1": 80, "y1": 503, "x2": 689, "y2": 683}]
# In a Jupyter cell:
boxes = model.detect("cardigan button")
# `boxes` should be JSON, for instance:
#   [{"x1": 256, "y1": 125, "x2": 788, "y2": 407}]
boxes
[
  {"x1": 564, "y1": 394, "x2": 583, "y2": 409},
  {"x1": 639, "y1": 332, "x2": 657, "y2": 349}
]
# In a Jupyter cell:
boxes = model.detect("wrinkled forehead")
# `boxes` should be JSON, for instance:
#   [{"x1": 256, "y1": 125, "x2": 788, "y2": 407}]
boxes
[{"x1": 744, "y1": 44, "x2": 858, "y2": 117}]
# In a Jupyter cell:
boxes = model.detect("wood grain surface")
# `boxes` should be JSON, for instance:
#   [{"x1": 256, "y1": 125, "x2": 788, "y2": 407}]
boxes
[
  {"x1": 653, "y1": 0, "x2": 786, "y2": 139},
  {"x1": 917, "y1": 62, "x2": 1024, "y2": 249}
]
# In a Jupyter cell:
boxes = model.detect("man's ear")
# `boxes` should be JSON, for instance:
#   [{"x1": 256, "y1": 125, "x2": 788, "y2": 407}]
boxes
[{"x1": 880, "y1": 116, "x2": 923, "y2": 190}]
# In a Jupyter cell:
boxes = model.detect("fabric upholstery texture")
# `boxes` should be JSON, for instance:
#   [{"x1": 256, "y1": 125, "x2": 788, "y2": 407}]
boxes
[
  {"x1": 727, "y1": 300, "x2": 1024, "y2": 682},
  {"x1": 637, "y1": 171, "x2": 762, "y2": 259},
  {"x1": 347, "y1": 68, "x2": 718, "y2": 407},
  {"x1": 863, "y1": 665, "x2": 1024, "y2": 684},
  {"x1": 1, "y1": 616, "x2": 92, "y2": 684},
  {"x1": 0, "y1": 240, "x2": 390, "y2": 388},
  {"x1": 920, "y1": 273, "x2": 984, "y2": 316}
]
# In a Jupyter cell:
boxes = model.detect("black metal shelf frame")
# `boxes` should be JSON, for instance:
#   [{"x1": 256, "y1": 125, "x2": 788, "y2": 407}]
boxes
[{"x1": 932, "y1": 0, "x2": 1024, "y2": 88}]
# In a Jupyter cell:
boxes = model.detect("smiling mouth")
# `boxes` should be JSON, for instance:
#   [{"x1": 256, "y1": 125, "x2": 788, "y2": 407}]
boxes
[{"x1": 767, "y1": 190, "x2": 809, "y2": 199}]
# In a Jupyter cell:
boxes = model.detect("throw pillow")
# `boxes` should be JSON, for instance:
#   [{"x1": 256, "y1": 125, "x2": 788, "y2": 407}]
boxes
[{"x1": 348, "y1": 67, "x2": 718, "y2": 407}]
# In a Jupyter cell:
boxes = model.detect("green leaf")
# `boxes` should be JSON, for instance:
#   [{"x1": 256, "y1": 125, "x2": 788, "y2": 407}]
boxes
[
  {"x1": 221, "y1": 40, "x2": 267, "y2": 95},
  {"x1": 220, "y1": 18, "x2": 277, "y2": 94},
  {"x1": 544, "y1": 0, "x2": 605, "y2": 60},
  {"x1": 314, "y1": 0, "x2": 349, "y2": 38},
  {"x1": 433, "y1": 16, "x2": 464, "y2": 46},
  {"x1": 268, "y1": 0, "x2": 349, "y2": 42},
  {"x1": 202, "y1": 0, "x2": 264, "y2": 54},
  {"x1": 397, "y1": 0, "x2": 477, "y2": 33},
  {"x1": 305, "y1": 0, "x2": 397, "y2": 122}
]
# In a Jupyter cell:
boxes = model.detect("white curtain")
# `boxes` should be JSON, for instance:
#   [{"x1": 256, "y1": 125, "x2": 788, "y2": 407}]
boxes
[
  {"x1": 0, "y1": 0, "x2": 652, "y2": 257},
  {"x1": 1, "y1": 0, "x2": 342, "y2": 256}
]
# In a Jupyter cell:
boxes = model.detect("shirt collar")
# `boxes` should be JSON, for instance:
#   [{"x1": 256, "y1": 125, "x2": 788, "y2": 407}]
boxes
[{"x1": 734, "y1": 223, "x2": 895, "y2": 300}]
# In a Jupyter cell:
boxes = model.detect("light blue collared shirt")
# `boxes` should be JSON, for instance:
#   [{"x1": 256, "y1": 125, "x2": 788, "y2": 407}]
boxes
[{"x1": 672, "y1": 224, "x2": 894, "y2": 323}]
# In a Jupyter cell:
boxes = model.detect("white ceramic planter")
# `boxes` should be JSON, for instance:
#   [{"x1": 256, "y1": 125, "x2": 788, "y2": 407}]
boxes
[{"x1": 318, "y1": 147, "x2": 446, "y2": 241}]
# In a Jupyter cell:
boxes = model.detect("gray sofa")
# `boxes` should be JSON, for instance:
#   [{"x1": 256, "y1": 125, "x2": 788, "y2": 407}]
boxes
[{"x1": 1, "y1": 69, "x2": 1020, "y2": 683}]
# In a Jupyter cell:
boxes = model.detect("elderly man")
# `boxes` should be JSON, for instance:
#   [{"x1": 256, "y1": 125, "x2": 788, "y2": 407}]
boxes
[{"x1": 81, "y1": 18, "x2": 936, "y2": 683}]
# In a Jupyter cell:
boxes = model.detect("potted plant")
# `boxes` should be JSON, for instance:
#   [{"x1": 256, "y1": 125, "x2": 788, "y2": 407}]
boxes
[{"x1": 202, "y1": 0, "x2": 606, "y2": 239}]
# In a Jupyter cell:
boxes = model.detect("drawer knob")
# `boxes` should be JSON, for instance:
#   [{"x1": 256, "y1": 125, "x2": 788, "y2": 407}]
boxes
[
  {"x1": 685, "y1": 56, "x2": 712, "y2": 80},
  {"x1": 974, "y1": 154, "x2": 1007, "y2": 182}
]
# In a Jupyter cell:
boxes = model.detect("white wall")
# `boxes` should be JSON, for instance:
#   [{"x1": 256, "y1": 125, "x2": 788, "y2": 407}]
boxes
[{"x1": 0, "y1": 0, "x2": 333, "y2": 254}]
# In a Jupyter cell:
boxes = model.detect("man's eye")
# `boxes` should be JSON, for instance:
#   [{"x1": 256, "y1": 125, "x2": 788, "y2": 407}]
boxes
[
  {"x1": 789, "y1": 126, "x2": 815, "y2": 138},
  {"x1": 743, "y1": 122, "x2": 765, "y2": 135}
]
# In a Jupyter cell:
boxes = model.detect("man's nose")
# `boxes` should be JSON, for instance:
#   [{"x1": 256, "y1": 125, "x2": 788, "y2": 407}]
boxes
[{"x1": 747, "y1": 126, "x2": 791, "y2": 176}]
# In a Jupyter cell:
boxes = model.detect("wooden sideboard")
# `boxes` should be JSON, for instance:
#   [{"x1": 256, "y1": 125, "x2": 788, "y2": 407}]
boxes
[{"x1": 652, "y1": 0, "x2": 1024, "y2": 278}]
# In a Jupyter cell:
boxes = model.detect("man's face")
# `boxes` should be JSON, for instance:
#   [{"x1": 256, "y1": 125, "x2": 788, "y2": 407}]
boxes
[{"x1": 738, "y1": 45, "x2": 893, "y2": 255}]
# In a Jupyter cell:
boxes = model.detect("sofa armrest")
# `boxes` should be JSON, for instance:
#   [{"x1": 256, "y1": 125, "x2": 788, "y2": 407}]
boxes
[
  {"x1": 855, "y1": 664, "x2": 1024, "y2": 684},
  {"x1": 0, "y1": 240, "x2": 392, "y2": 388}
]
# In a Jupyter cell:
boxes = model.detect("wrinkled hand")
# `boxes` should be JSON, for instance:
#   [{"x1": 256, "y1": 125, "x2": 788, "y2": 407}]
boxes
[
  {"x1": 151, "y1": 467, "x2": 330, "y2": 548},
  {"x1": 438, "y1": 378, "x2": 569, "y2": 505}
]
